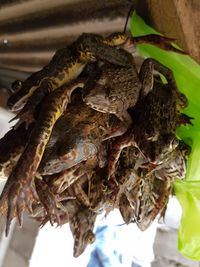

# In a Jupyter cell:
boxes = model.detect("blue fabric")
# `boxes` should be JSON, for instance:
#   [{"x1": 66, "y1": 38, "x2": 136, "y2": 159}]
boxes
[{"x1": 87, "y1": 224, "x2": 142, "y2": 267}]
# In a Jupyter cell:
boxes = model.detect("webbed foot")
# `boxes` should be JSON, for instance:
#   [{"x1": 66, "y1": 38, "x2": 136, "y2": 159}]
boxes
[
  {"x1": 35, "y1": 179, "x2": 68, "y2": 226},
  {"x1": 10, "y1": 110, "x2": 35, "y2": 130},
  {"x1": 0, "y1": 180, "x2": 39, "y2": 236},
  {"x1": 178, "y1": 113, "x2": 194, "y2": 126}
]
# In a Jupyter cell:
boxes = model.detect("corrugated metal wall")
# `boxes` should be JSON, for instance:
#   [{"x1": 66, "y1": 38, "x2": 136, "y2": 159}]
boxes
[{"x1": 0, "y1": 0, "x2": 132, "y2": 93}]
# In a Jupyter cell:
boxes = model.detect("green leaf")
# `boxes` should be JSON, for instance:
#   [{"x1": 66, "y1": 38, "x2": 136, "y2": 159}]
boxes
[{"x1": 130, "y1": 12, "x2": 200, "y2": 260}]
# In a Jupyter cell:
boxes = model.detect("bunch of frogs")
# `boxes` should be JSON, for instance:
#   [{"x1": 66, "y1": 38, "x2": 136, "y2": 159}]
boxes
[
  {"x1": 35, "y1": 78, "x2": 190, "y2": 256},
  {"x1": 0, "y1": 30, "x2": 190, "y2": 256}
]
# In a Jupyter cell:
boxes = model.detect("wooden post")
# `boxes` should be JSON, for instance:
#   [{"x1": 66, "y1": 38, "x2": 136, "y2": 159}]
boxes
[{"x1": 136, "y1": 0, "x2": 200, "y2": 64}]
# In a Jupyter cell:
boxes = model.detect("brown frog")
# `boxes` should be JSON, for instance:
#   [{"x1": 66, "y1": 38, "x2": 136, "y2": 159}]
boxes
[
  {"x1": 64, "y1": 199, "x2": 97, "y2": 257},
  {"x1": 83, "y1": 57, "x2": 187, "y2": 130},
  {"x1": 8, "y1": 32, "x2": 184, "y2": 125},
  {"x1": 0, "y1": 91, "x2": 120, "y2": 230},
  {"x1": 32, "y1": 194, "x2": 97, "y2": 257},
  {"x1": 8, "y1": 33, "x2": 135, "y2": 128},
  {"x1": 1, "y1": 33, "x2": 187, "y2": 235},
  {"x1": 117, "y1": 142, "x2": 189, "y2": 230},
  {"x1": 0, "y1": 79, "x2": 86, "y2": 236},
  {"x1": 83, "y1": 50, "x2": 140, "y2": 126},
  {"x1": 108, "y1": 77, "x2": 188, "y2": 179},
  {"x1": 38, "y1": 95, "x2": 126, "y2": 176}
]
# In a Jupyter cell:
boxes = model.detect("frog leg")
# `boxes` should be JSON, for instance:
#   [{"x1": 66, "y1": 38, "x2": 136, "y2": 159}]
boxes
[
  {"x1": 10, "y1": 80, "x2": 50, "y2": 129},
  {"x1": 49, "y1": 163, "x2": 87, "y2": 194},
  {"x1": 0, "y1": 123, "x2": 31, "y2": 180},
  {"x1": 0, "y1": 80, "x2": 84, "y2": 235},
  {"x1": 125, "y1": 34, "x2": 187, "y2": 54},
  {"x1": 139, "y1": 58, "x2": 187, "y2": 105},
  {"x1": 108, "y1": 130, "x2": 136, "y2": 179},
  {"x1": 102, "y1": 115, "x2": 128, "y2": 141},
  {"x1": 35, "y1": 178, "x2": 68, "y2": 226},
  {"x1": 147, "y1": 178, "x2": 172, "y2": 229},
  {"x1": 119, "y1": 111, "x2": 133, "y2": 127},
  {"x1": 72, "y1": 172, "x2": 94, "y2": 207},
  {"x1": 177, "y1": 113, "x2": 194, "y2": 126},
  {"x1": 11, "y1": 80, "x2": 23, "y2": 93},
  {"x1": 114, "y1": 167, "x2": 138, "y2": 208},
  {"x1": 104, "y1": 32, "x2": 187, "y2": 54},
  {"x1": 1, "y1": 178, "x2": 39, "y2": 236},
  {"x1": 97, "y1": 141, "x2": 108, "y2": 168}
]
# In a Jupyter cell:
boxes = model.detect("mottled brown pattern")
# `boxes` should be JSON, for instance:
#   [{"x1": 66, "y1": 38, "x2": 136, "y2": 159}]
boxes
[
  {"x1": 39, "y1": 96, "x2": 126, "y2": 175},
  {"x1": 108, "y1": 75, "x2": 188, "y2": 177},
  {"x1": 0, "y1": 31, "x2": 190, "y2": 253},
  {"x1": 0, "y1": 80, "x2": 82, "y2": 235}
]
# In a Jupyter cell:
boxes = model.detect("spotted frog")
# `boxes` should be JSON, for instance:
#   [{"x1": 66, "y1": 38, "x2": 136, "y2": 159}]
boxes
[
  {"x1": 117, "y1": 141, "x2": 189, "y2": 230},
  {"x1": 8, "y1": 32, "x2": 185, "y2": 127},
  {"x1": 39, "y1": 94, "x2": 126, "y2": 176},
  {"x1": 1, "y1": 32, "x2": 187, "y2": 234},
  {"x1": 108, "y1": 77, "x2": 188, "y2": 178},
  {"x1": 84, "y1": 48, "x2": 187, "y2": 127},
  {"x1": 7, "y1": 33, "x2": 134, "y2": 126}
]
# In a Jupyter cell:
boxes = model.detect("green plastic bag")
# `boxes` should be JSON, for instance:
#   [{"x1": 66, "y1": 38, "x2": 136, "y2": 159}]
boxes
[{"x1": 130, "y1": 12, "x2": 200, "y2": 260}]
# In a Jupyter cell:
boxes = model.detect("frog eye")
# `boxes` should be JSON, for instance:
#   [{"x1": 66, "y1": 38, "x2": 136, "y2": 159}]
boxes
[
  {"x1": 85, "y1": 230, "x2": 95, "y2": 244},
  {"x1": 170, "y1": 139, "x2": 179, "y2": 150},
  {"x1": 12, "y1": 80, "x2": 23, "y2": 92},
  {"x1": 146, "y1": 133, "x2": 159, "y2": 141},
  {"x1": 109, "y1": 95, "x2": 117, "y2": 102}
]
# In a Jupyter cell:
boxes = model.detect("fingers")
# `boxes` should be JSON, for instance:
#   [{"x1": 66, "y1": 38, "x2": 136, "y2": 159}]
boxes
[
  {"x1": 16, "y1": 197, "x2": 24, "y2": 227},
  {"x1": 2, "y1": 183, "x2": 39, "y2": 236}
]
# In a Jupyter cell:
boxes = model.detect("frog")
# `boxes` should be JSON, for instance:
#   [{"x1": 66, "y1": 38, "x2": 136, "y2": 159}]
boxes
[
  {"x1": 7, "y1": 32, "x2": 135, "y2": 128},
  {"x1": 107, "y1": 76, "x2": 188, "y2": 179},
  {"x1": 32, "y1": 168, "x2": 92, "y2": 227},
  {"x1": 83, "y1": 50, "x2": 140, "y2": 126},
  {"x1": 0, "y1": 90, "x2": 116, "y2": 230},
  {"x1": 64, "y1": 199, "x2": 97, "y2": 257},
  {"x1": 0, "y1": 78, "x2": 86, "y2": 236},
  {"x1": 38, "y1": 95, "x2": 126, "y2": 176},
  {"x1": 8, "y1": 31, "x2": 186, "y2": 128},
  {"x1": 34, "y1": 177, "x2": 69, "y2": 226},
  {"x1": 1, "y1": 32, "x2": 187, "y2": 234},
  {"x1": 128, "y1": 171, "x2": 171, "y2": 231},
  {"x1": 86, "y1": 167, "x2": 119, "y2": 213},
  {"x1": 32, "y1": 195, "x2": 97, "y2": 257},
  {"x1": 83, "y1": 36, "x2": 187, "y2": 127},
  {"x1": 123, "y1": 141, "x2": 189, "y2": 231},
  {"x1": 43, "y1": 160, "x2": 115, "y2": 216}
]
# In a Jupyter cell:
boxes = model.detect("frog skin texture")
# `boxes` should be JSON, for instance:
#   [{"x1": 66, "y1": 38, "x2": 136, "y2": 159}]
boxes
[
  {"x1": 8, "y1": 32, "x2": 186, "y2": 127},
  {"x1": 108, "y1": 77, "x2": 188, "y2": 179},
  {"x1": 0, "y1": 32, "x2": 187, "y2": 236},
  {"x1": 116, "y1": 142, "x2": 188, "y2": 230}
]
